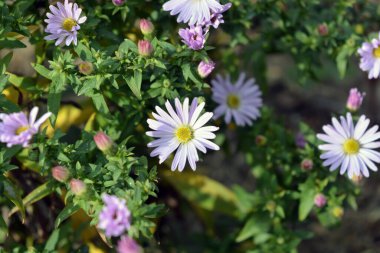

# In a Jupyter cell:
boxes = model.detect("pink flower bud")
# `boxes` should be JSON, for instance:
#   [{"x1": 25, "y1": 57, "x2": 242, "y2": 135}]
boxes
[
  {"x1": 70, "y1": 179, "x2": 86, "y2": 196},
  {"x1": 301, "y1": 159, "x2": 313, "y2": 171},
  {"x1": 139, "y1": 19, "x2": 154, "y2": 35},
  {"x1": 94, "y1": 132, "x2": 114, "y2": 152},
  {"x1": 138, "y1": 40, "x2": 153, "y2": 56},
  {"x1": 346, "y1": 88, "x2": 365, "y2": 112},
  {"x1": 314, "y1": 193, "x2": 327, "y2": 208},
  {"x1": 197, "y1": 60, "x2": 215, "y2": 78},
  {"x1": 112, "y1": 0, "x2": 124, "y2": 6},
  {"x1": 52, "y1": 166, "x2": 69, "y2": 183},
  {"x1": 317, "y1": 24, "x2": 328, "y2": 36},
  {"x1": 117, "y1": 236, "x2": 141, "y2": 253}
]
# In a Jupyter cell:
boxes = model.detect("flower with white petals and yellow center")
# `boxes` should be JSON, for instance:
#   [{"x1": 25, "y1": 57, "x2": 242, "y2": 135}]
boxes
[
  {"x1": 147, "y1": 98, "x2": 219, "y2": 172},
  {"x1": 44, "y1": 0, "x2": 87, "y2": 46},
  {"x1": 317, "y1": 113, "x2": 380, "y2": 178},
  {"x1": 0, "y1": 107, "x2": 51, "y2": 148},
  {"x1": 358, "y1": 33, "x2": 380, "y2": 79},
  {"x1": 211, "y1": 73, "x2": 263, "y2": 126},
  {"x1": 163, "y1": 0, "x2": 225, "y2": 26}
]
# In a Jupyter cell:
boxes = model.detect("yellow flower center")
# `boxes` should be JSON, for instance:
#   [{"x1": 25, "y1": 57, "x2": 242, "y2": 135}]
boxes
[
  {"x1": 175, "y1": 126, "x2": 193, "y2": 143},
  {"x1": 15, "y1": 126, "x2": 29, "y2": 135},
  {"x1": 343, "y1": 138, "x2": 360, "y2": 155},
  {"x1": 227, "y1": 94, "x2": 240, "y2": 109},
  {"x1": 373, "y1": 48, "x2": 380, "y2": 58},
  {"x1": 62, "y1": 18, "x2": 77, "y2": 31}
]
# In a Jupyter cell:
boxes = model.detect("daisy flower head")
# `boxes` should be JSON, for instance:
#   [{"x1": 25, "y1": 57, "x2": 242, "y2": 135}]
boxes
[
  {"x1": 98, "y1": 194, "x2": 131, "y2": 238},
  {"x1": 203, "y1": 3, "x2": 232, "y2": 29},
  {"x1": 317, "y1": 113, "x2": 380, "y2": 178},
  {"x1": 211, "y1": 73, "x2": 263, "y2": 126},
  {"x1": 179, "y1": 26, "x2": 206, "y2": 51},
  {"x1": 0, "y1": 107, "x2": 51, "y2": 148},
  {"x1": 358, "y1": 33, "x2": 380, "y2": 79},
  {"x1": 147, "y1": 98, "x2": 220, "y2": 172},
  {"x1": 44, "y1": 0, "x2": 87, "y2": 46},
  {"x1": 163, "y1": 0, "x2": 224, "y2": 26}
]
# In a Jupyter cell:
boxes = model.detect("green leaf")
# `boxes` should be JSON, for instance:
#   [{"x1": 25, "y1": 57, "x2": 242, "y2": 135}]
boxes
[
  {"x1": 3, "y1": 179, "x2": 25, "y2": 222},
  {"x1": 44, "y1": 228, "x2": 60, "y2": 251},
  {"x1": 9, "y1": 182, "x2": 54, "y2": 217},
  {"x1": 92, "y1": 93, "x2": 109, "y2": 113},
  {"x1": 124, "y1": 70, "x2": 142, "y2": 99},
  {"x1": 161, "y1": 170, "x2": 239, "y2": 217},
  {"x1": 0, "y1": 38, "x2": 26, "y2": 49},
  {"x1": 74, "y1": 42, "x2": 93, "y2": 61},
  {"x1": 236, "y1": 215, "x2": 270, "y2": 242},
  {"x1": 118, "y1": 39, "x2": 138, "y2": 53},
  {"x1": 47, "y1": 92, "x2": 61, "y2": 126},
  {"x1": 298, "y1": 179, "x2": 316, "y2": 221},
  {"x1": 33, "y1": 64, "x2": 51, "y2": 79},
  {"x1": 54, "y1": 203, "x2": 80, "y2": 228},
  {"x1": 0, "y1": 214, "x2": 7, "y2": 244},
  {"x1": 0, "y1": 52, "x2": 12, "y2": 74}
]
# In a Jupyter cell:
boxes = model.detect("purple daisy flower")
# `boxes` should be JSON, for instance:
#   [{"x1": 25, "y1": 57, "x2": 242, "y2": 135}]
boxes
[
  {"x1": 178, "y1": 26, "x2": 206, "y2": 50},
  {"x1": 117, "y1": 236, "x2": 141, "y2": 253},
  {"x1": 98, "y1": 194, "x2": 131, "y2": 238},
  {"x1": 44, "y1": 0, "x2": 87, "y2": 46},
  {"x1": 0, "y1": 107, "x2": 51, "y2": 148},
  {"x1": 358, "y1": 33, "x2": 380, "y2": 79},
  {"x1": 203, "y1": 3, "x2": 232, "y2": 29}
]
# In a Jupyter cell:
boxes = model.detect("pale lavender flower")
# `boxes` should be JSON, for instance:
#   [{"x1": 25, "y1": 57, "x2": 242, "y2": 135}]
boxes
[
  {"x1": 203, "y1": 3, "x2": 232, "y2": 29},
  {"x1": 98, "y1": 194, "x2": 131, "y2": 237},
  {"x1": 0, "y1": 107, "x2": 51, "y2": 148},
  {"x1": 211, "y1": 73, "x2": 263, "y2": 126},
  {"x1": 117, "y1": 236, "x2": 141, "y2": 253},
  {"x1": 317, "y1": 113, "x2": 380, "y2": 178},
  {"x1": 358, "y1": 33, "x2": 380, "y2": 79},
  {"x1": 198, "y1": 59, "x2": 215, "y2": 78},
  {"x1": 44, "y1": 0, "x2": 87, "y2": 46},
  {"x1": 295, "y1": 132, "x2": 306, "y2": 149},
  {"x1": 179, "y1": 26, "x2": 206, "y2": 50},
  {"x1": 346, "y1": 88, "x2": 365, "y2": 112},
  {"x1": 163, "y1": 0, "x2": 223, "y2": 26},
  {"x1": 147, "y1": 98, "x2": 219, "y2": 171},
  {"x1": 314, "y1": 193, "x2": 327, "y2": 208}
]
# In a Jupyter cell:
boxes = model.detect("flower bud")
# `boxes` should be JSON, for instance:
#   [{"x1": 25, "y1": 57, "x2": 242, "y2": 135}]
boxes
[
  {"x1": 52, "y1": 166, "x2": 69, "y2": 183},
  {"x1": 78, "y1": 61, "x2": 94, "y2": 75},
  {"x1": 314, "y1": 193, "x2": 327, "y2": 208},
  {"x1": 255, "y1": 135, "x2": 267, "y2": 146},
  {"x1": 112, "y1": 0, "x2": 124, "y2": 6},
  {"x1": 332, "y1": 207, "x2": 344, "y2": 218},
  {"x1": 94, "y1": 132, "x2": 114, "y2": 152},
  {"x1": 138, "y1": 40, "x2": 153, "y2": 56},
  {"x1": 301, "y1": 159, "x2": 313, "y2": 171},
  {"x1": 70, "y1": 179, "x2": 86, "y2": 196},
  {"x1": 139, "y1": 19, "x2": 154, "y2": 35},
  {"x1": 197, "y1": 59, "x2": 215, "y2": 78},
  {"x1": 346, "y1": 88, "x2": 365, "y2": 112},
  {"x1": 295, "y1": 132, "x2": 306, "y2": 149},
  {"x1": 117, "y1": 236, "x2": 142, "y2": 253},
  {"x1": 317, "y1": 24, "x2": 328, "y2": 36}
]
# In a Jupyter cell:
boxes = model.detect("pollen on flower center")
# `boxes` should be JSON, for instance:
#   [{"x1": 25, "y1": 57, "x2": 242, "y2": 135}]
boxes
[
  {"x1": 373, "y1": 48, "x2": 380, "y2": 58},
  {"x1": 227, "y1": 94, "x2": 240, "y2": 109},
  {"x1": 343, "y1": 138, "x2": 360, "y2": 155},
  {"x1": 175, "y1": 126, "x2": 193, "y2": 143},
  {"x1": 62, "y1": 18, "x2": 77, "y2": 31},
  {"x1": 15, "y1": 126, "x2": 29, "y2": 135}
]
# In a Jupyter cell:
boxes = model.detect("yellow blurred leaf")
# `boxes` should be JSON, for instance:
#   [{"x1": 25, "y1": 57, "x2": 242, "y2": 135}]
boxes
[{"x1": 161, "y1": 170, "x2": 239, "y2": 217}]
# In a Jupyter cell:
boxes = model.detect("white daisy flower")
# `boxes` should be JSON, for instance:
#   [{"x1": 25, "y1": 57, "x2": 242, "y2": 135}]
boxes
[
  {"x1": 358, "y1": 33, "x2": 380, "y2": 79},
  {"x1": 317, "y1": 113, "x2": 380, "y2": 178},
  {"x1": 162, "y1": 0, "x2": 223, "y2": 26},
  {"x1": 211, "y1": 73, "x2": 263, "y2": 126},
  {"x1": 44, "y1": 0, "x2": 87, "y2": 46},
  {"x1": 147, "y1": 98, "x2": 219, "y2": 171}
]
